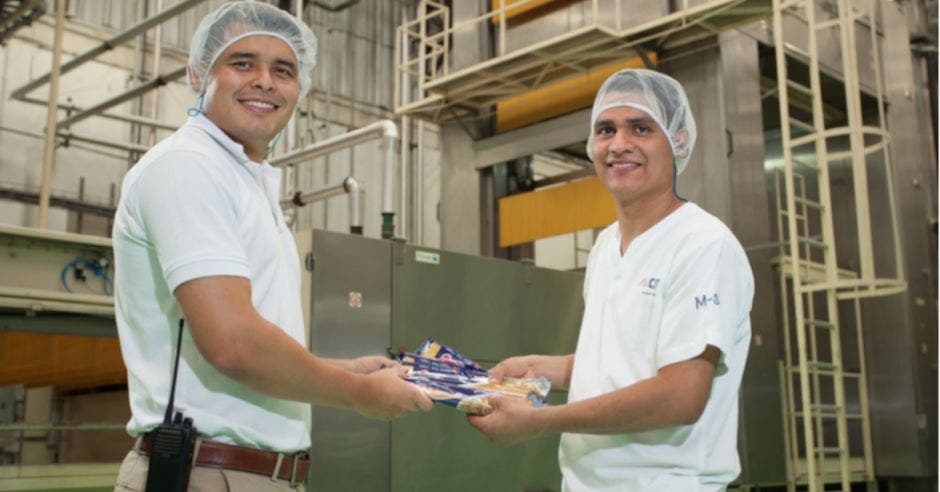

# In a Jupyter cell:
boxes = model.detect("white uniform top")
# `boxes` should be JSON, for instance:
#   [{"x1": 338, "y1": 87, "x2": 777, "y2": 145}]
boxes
[
  {"x1": 559, "y1": 202, "x2": 753, "y2": 492},
  {"x1": 112, "y1": 114, "x2": 310, "y2": 453}
]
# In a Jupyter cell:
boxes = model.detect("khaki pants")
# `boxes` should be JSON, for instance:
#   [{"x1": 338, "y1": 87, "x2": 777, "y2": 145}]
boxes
[{"x1": 114, "y1": 449, "x2": 306, "y2": 492}]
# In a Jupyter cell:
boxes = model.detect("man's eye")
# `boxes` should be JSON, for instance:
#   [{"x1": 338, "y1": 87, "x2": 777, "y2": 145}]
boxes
[
  {"x1": 596, "y1": 127, "x2": 614, "y2": 136},
  {"x1": 634, "y1": 125, "x2": 651, "y2": 135},
  {"x1": 232, "y1": 61, "x2": 251, "y2": 69},
  {"x1": 276, "y1": 67, "x2": 296, "y2": 78}
]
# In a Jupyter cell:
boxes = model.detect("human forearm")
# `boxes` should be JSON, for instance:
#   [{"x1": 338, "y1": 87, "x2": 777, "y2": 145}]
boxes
[
  {"x1": 470, "y1": 347, "x2": 719, "y2": 445},
  {"x1": 192, "y1": 309, "x2": 368, "y2": 408},
  {"x1": 176, "y1": 276, "x2": 432, "y2": 419},
  {"x1": 537, "y1": 372, "x2": 704, "y2": 435}
]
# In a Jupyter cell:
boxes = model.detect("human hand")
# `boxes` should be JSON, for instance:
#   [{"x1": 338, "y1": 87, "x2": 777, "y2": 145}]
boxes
[
  {"x1": 488, "y1": 355, "x2": 537, "y2": 384},
  {"x1": 354, "y1": 366, "x2": 433, "y2": 421},
  {"x1": 349, "y1": 355, "x2": 397, "y2": 374},
  {"x1": 467, "y1": 395, "x2": 545, "y2": 446}
]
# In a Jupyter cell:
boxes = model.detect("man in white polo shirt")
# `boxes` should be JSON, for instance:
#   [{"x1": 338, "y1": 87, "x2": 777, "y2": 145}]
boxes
[
  {"x1": 112, "y1": 2, "x2": 431, "y2": 490},
  {"x1": 469, "y1": 69, "x2": 753, "y2": 492}
]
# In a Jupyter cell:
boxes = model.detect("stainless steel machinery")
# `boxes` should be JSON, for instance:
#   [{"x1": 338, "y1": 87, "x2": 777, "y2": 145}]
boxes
[{"x1": 299, "y1": 229, "x2": 584, "y2": 491}]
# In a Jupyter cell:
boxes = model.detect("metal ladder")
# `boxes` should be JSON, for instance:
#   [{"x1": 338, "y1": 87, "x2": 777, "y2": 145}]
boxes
[
  {"x1": 773, "y1": 169, "x2": 868, "y2": 491},
  {"x1": 771, "y1": 0, "x2": 905, "y2": 490}
]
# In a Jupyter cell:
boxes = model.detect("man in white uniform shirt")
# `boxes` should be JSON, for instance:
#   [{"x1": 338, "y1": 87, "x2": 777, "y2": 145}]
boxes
[
  {"x1": 112, "y1": 3, "x2": 431, "y2": 490},
  {"x1": 469, "y1": 69, "x2": 753, "y2": 492}
]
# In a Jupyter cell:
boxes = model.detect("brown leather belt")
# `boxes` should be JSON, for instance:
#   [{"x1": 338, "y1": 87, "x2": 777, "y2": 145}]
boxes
[{"x1": 140, "y1": 433, "x2": 310, "y2": 483}]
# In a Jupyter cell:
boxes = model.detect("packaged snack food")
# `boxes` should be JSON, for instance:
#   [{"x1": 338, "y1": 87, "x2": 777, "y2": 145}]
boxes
[{"x1": 398, "y1": 339, "x2": 551, "y2": 415}]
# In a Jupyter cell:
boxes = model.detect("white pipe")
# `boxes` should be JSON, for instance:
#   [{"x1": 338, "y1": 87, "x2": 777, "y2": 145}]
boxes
[
  {"x1": 281, "y1": 183, "x2": 347, "y2": 207},
  {"x1": 416, "y1": 119, "x2": 424, "y2": 245},
  {"x1": 148, "y1": 0, "x2": 163, "y2": 147},
  {"x1": 270, "y1": 119, "x2": 399, "y2": 221},
  {"x1": 401, "y1": 116, "x2": 410, "y2": 238},
  {"x1": 343, "y1": 176, "x2": 363, "y2": 234},
  {"x1": 280, "y1": 176, "x2": 363, "y2": 235},
  {"x1": 399, "y1": 3, "x2": 411, "y2": 240},
  {"x1": 37, "y1": 0, "x2": 66, "y2": 229}
]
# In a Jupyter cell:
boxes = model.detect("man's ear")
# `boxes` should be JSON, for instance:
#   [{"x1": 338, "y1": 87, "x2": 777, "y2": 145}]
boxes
[
  {"x1": 187, "y1": 66, "x2": 202, "y2": 92},
  {"x1": 672, "y1": 128, "x2": 690, "y2": 158}
]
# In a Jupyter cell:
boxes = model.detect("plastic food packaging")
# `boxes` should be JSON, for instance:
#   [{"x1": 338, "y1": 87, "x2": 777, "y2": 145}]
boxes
[{"x1": 398, "y1": 338, "x2": 551, "y2": 415}]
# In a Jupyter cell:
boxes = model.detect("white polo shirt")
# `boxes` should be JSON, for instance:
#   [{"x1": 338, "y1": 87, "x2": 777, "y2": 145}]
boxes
[
  {"x1": 559, "y1": 202, "x2": 753, "y2": 492},
  {"x1": 112, "y1": 114, "x2": 310, "y2": 452}
]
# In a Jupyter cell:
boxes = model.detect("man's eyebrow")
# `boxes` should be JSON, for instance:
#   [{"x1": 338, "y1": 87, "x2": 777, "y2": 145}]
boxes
[
  {"x1": 593, "y1": 118, "x2": 615, "y2": 129},
  {"x1": 223, "y1": 51, "x2": 258, "y2": 61},
  {"x1": 223, "y1": 51, "x2": 297, "y2": 71},
  {"x1": 273, "y1": 58, "x2": 297, "y2": 71},
  {"x1": 593, "y1": 116, "x2": 655, "y2": 129}
]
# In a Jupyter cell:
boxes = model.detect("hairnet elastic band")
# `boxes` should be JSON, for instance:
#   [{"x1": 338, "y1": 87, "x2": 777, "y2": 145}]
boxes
[
  {"x1": 672, "y1": 160, "x2": 687, "y2": 202},
  {"x1": 187, "y1": 94, "x2": 205, "y2": 117},
  {"x1": 264, "y1": 130, "x2": 284, "y2": 160}
]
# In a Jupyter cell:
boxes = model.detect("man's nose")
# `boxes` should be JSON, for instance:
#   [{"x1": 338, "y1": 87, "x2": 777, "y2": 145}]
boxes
[
  {"x1": 608, "y1": 131, "x2": 635, "y2": 154},
  {"x1": 252, "y1": 67, "x2": 274, "y2": 91}
]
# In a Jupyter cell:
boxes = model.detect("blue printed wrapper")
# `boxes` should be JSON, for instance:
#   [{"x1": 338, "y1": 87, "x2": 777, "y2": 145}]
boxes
[
  {"x1": 414, "y1": 338, "x2": 483, "y2": 370},
  {"x1": 398, "y1": 339, "x2": 551, "y2": 415}
]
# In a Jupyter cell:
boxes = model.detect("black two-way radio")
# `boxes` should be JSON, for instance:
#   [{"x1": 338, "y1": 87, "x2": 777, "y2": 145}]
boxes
[{"x1": 145, "y1": 319, "x2": 198, "y2": 492}]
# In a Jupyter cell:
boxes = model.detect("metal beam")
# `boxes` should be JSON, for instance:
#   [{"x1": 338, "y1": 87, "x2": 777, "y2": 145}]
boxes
[
  {"x1": 57, "y1": 66, "x2": 187, "y2": 129},
  {"x1": 19, "y1": 96, "x2": 179, "y2": 131},
  {"x1": 473, "y1": 108, "x2": 590, "y2": 169},
  {"x1": 37, "y1": 0, "x2": 65, "y2": 229},
  {"x1": 0, "y1": 184, "x2": 117, "y2": 217},
  {"x1": 9, "y1": 0, "x2": 206, "y2": 100}
]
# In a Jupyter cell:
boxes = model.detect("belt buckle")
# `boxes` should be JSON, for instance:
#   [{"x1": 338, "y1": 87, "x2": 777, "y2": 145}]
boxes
[
  {"x1": 272, "y1": 451, "x2": 307, "y2": 487},
  {"x1": 271, "y1": 453, "x2": 285, "y2": 483},
  {"x1": 289, "y1": 451, "x2": 308, "y2": 487}
]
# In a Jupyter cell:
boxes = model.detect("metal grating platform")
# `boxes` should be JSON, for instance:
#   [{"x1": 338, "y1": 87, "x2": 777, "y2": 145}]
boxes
[{"x1": 397, "y1": 0, "x2": 772, "y2": 123}]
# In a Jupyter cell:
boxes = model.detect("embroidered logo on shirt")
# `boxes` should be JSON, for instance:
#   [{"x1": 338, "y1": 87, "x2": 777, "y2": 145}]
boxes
[
  {"x1": 695, "y1": 293, "x2": 720, "y2": 309},
  {"x1": 639, "y1": 277, "x2": 660, "y2": 296}
]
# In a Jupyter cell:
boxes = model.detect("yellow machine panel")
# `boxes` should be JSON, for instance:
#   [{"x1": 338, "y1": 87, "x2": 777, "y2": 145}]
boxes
[
  {"x1": 498, "y1": 176, "x2": 614, "y2": 247},
  {"x1": 496, "y1": 56, "x2": 653, "y2": 132}
]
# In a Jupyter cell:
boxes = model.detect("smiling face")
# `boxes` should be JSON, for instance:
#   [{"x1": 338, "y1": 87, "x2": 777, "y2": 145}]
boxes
[
  {"x1": 201, "y1": 34, "x2": 300, "y2": 162},
  {"x1": 591, "y1": 104, "x2": 677, "y2": 208}
]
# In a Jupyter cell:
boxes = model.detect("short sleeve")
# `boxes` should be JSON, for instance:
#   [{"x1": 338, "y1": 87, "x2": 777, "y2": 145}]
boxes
[
  {"x1": 656, "y1": 238, "x2": 753, "y2": 371},
  {"x1": 132, "y1": 151, "x2": 251, "y2": 292}
]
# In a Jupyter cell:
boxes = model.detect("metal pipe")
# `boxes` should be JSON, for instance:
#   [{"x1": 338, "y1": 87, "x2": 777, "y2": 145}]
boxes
[
  {"x1": 129, "y1": 0, "x2": 149, "y2": 153},
  {"x1": 37, "y1": 0, "x2": 66, "y2": 229},
  {"x1": 401, "y1": 116, "x2": 410, "y2": 239},
  {"x1": 57, "y1": 66, "x2": 186, "y2": 129},
  {"x1": 148, "y1": 0, "x2": 164, "y2": 146},
  {"x1": 381, "y1": 132, "x2": 397, "y2": 239},
  {"x1": 0, "y1": 422, "x2": 124, "y2": 432},
  {"x1": 0, "y1": 296, "x2": 114, "y2": 316},
  {"x1": 416, "y1": 119, "x2": 424, "y2": 245},
  {"x1": 0, "y1": 184, "x2": 116, "y2": 217},
  {"x1": 280, "y1": 176, "x2": 363, "y2": 235},
  {"x1": 344, "y1": 176, "x2": 363, "y2": 235},
  {"x1": 59, "y1": 131, "x2": 151, "y2": 154},
  {"x1": 18, "y1": 96, "x2": 178, "y2": 131},
  {"x1": 0, "y1": 286, "x2": 113, "y2": 306},
  {"x1": 9, "y1": 0, "x2": 205, "y2": 101},
  {"x1": 281, "y1": 183, "x2": 347, "y2": 207},
  {"x1": 269, "y1": 119, "x2": 399, "y2": 238}
]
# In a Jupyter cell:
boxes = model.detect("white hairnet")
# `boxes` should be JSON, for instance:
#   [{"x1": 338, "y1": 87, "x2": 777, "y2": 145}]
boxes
[
  {"x1": 188, "y1": 1, "x2": 317, "y2": 99},
  {"x1": 586, "y1": 68, "x2": 697, "y2": 174}
]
